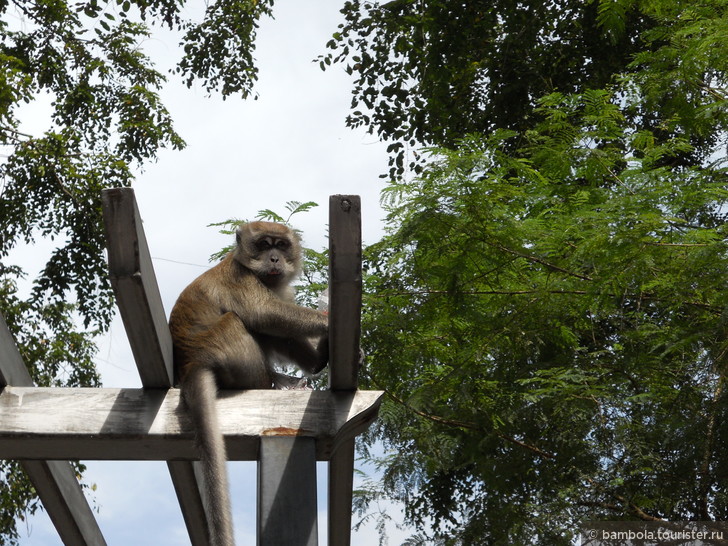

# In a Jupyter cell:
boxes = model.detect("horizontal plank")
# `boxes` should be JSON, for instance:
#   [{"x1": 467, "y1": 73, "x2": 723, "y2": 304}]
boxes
[{"x1": 0, "y1": 387, "x2": 382, "y2": 461}]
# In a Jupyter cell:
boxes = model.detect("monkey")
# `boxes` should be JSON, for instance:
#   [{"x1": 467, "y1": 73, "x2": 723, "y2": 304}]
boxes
[{"x1": 168, "y1": 221, "x2": 329, "y2": 546}]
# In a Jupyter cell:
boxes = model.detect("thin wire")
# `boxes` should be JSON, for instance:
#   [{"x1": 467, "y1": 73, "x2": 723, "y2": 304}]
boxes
[{"x1": 151, "y1": 256, "x2": 209, "y2": 269}]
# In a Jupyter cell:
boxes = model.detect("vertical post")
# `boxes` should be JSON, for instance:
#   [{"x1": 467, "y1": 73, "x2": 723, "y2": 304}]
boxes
[
  {"x1": 257, "y1": 437, "x2": 318, "y2": 546},
  {"x1": 328, "y1": 194, "x2": 362, "y2": 390},
  {"x1": 328, "y1": 195, "x2": 362, "y2": 546},
  {"x1": 328, "y1": 438, "x2": 355, "y2": 544}
]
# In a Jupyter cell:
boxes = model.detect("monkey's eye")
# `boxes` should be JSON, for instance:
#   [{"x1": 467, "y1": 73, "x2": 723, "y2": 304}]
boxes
[
  {"x1": 275, "y1": 240, "x2": 290, "y2": 250},
  {"x1": 255, "y1": 240, "x2": 272, "y2": 251}
]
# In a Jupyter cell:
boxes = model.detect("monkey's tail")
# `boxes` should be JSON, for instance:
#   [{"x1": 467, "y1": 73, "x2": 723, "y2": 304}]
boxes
[{"x1": 183, "y1": 367, "x2": 235, "y2": 546}]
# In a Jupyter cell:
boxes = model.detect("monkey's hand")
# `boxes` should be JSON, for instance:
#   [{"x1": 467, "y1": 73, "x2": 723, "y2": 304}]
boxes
[{"x1": 313, "y1": 336, "x2": 329, "y2": 374}]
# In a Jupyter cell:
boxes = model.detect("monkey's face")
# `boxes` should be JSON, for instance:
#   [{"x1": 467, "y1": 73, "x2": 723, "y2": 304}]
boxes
[
  {"x1": 235, "y1": 222, "x2": 303, "y2": 286},
  {"x1": 250, "y1": 236, "x2": 296, "y2": 283}
]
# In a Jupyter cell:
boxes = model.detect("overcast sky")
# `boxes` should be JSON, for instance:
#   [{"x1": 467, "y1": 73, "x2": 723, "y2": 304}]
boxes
[{"x1": 13, "y1": 2, "x2": 410, "y2": 544}]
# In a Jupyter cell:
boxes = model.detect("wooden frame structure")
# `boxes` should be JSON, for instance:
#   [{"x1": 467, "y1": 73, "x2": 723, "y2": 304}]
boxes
[{"x1": 0, "y1": 189, "x2": 382, "y2": 545}]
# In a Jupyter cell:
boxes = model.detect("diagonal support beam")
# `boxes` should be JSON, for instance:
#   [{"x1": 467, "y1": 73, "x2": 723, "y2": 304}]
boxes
[
  {"x1": 101, "y1": 187, "x2": 208, "y2": 545},
  {"x1": 101, "y1": 188, "x2": 173, "y2": 387},
  {"x1": 0, "y1": 314, "x2": 106, "y2": 546}
]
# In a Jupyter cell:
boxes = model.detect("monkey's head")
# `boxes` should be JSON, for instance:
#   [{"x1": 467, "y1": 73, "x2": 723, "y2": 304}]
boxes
[{"x1": 234, "y1": 221, "x2": 303, "y2": 286}]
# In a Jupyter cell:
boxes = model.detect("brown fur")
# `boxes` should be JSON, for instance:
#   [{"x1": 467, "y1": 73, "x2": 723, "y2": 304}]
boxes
[{"x1": 168, "y1": 221, "x2": 328, "y2": 546}]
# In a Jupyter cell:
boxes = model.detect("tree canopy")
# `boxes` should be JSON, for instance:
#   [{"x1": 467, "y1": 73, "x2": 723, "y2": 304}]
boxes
[
  {"x1": 347, "y1": 0, "x2": 728, "y2": 543},
  {"x1": 361, "y1": 101, "x2": 728, "y2": 544},
  {"x1": 323, "y1": 0, "x2": 726, "y2": 176}
]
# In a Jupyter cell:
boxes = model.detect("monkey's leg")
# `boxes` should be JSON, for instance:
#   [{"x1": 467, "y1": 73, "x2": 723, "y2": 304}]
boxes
[
  {"x1": 198, "y1": 312, "x2": 273, "y2": 389},
  {"x1": 182, "y1": 366, "x2": 234, "y2": 546}
]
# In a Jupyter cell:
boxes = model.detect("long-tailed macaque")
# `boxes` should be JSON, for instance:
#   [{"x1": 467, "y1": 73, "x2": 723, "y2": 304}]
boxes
[{"x1": 168, "y1": 221, "x2": 328, "y2": 546}]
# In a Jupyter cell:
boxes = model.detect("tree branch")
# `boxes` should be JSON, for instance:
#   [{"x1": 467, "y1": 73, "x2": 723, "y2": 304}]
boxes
[
  {"x1": 698, "y1": 377, "x2": 724, "y2": 519},
  {"x1": 368, "y1": 375, "x2": 556, "y2": 460},
  {"x1": 491, "y1": 241, "x2": 594, "y2": 282},
  {"x1": 583, "y1": 475, "x2": 664, "y2": 521},
  {"x1": 371, "y1": 288, "x2": 722, "y2": 314},
  {"x1": 0, "y1": 126, "x2": 33, "y2": 141}
]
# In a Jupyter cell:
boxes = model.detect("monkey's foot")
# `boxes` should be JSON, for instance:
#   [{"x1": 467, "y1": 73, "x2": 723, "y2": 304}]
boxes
[{"x1": 273, "y1": 372, "x2": 312, "y2": 390}]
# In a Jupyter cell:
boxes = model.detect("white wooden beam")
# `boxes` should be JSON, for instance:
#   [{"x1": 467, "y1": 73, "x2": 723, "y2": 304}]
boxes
[
  {"x1": 101, "y1": 187, "x2": 173, "y2": 387},
  {"x1": 0, "y1": 387, "x2": 383, "y2": 461},
  {"x1": 257, "y1": 437, "x2": 318, "y2": 545},
  {"x1": 166, "y1": 461, "x2": 210, "y2": 546},
  {"x1": 328, "y1": 195, "x2": 362, "y2": 546},
  {"x1": 101, "y1": 187, "x2": 209, "y2": 544},
  {"x1": 0, "y1": 314, "x2": 106, "y2": 546}
]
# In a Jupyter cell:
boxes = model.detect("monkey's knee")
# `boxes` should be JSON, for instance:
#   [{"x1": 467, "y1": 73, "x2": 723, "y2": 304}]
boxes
[{"x1": 215, "y1": 316, "x2": 272, "y2": 388}]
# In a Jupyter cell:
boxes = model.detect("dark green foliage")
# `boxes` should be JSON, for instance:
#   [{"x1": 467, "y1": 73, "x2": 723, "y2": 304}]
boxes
[
  {"x1": 360, "y1": 92, "x2": 728, "y2": 546},
  {"x1": 0, "y1": 461, "x2": 38, "y2": 546},
  {"x1": 363, "y1": 104, "x2": 728, "y2": 544},
  {"x1": 323, "y1": 0, "x2": 728, "y2": 180},
  {"x1": 177, "y1": 0, "x2": 274, "y2": 98},
  {"x1": 351, "y1": 2, "x2": 728, "y2": 543},
  {"x1": 322, "y1": 0, "x2": 653, "y2": 177}
]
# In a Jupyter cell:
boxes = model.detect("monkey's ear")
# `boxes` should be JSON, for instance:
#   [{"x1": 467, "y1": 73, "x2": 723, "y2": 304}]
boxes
[{"x1": 235, "y1": 228, "x2": 242, "y2": 245}]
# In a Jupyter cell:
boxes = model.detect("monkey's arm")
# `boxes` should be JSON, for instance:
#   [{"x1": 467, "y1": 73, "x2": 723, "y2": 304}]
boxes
[
  {"x1": 247, "y1": 300, "x2": 328, "y2": 339},
  {"x1": 220, "y1": 282, "x2": 328, "y2": 339}
]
